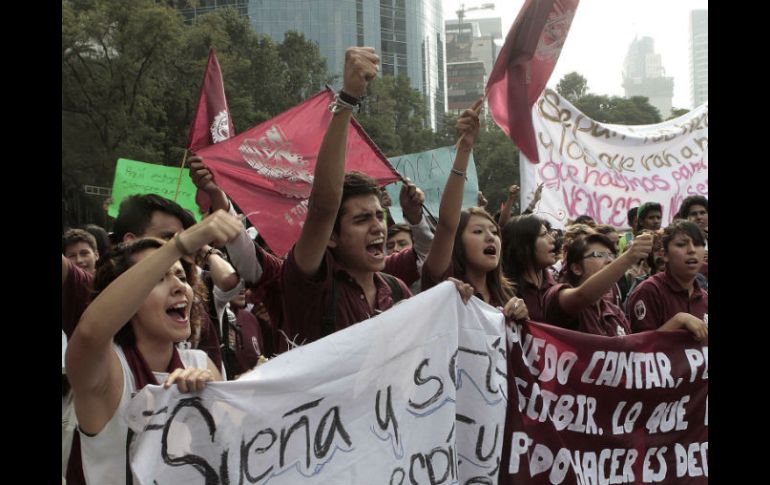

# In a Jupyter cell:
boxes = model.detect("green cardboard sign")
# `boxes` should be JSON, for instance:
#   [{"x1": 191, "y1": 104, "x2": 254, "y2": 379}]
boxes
[{"x1": 108, "y1": 158, "x2": 202, "y2": 222}]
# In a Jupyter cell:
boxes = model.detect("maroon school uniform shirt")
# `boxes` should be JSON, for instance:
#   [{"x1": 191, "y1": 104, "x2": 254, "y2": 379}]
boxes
[
  {"x1": 545, "y1": 284, "x2": 632, "y2": 336},
  {"x1": 195, "y1": 312, "x2": 224, "y2": 371},
  {"x1": 627, "y1": 270, "x2": 708, "y2": 332},
  {"x1": 421, "y1": 261, "x2": 507, "y2": 308},
  {"x1": 280, "y1": 247, "x2": 412, "y2": 350},
  {"x1": 226, "y1": 308, "x2": 264, "y2": 377},
  {"x1": 246, "y1": 245, "x2": 286, "y2": 348},
  {"x1": 520, "y1": 269, "x2": 571, "y2": 324},
  {"x1": 62, "y1": 260, "x2": 94, "y2": 338},
  {"x1": 248, "y1": 244, "x2": 418, "y2": 354}
]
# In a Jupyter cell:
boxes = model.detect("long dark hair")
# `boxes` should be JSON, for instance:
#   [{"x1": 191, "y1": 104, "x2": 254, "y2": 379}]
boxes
[
  {"x1": 453, "y1": 207, "x2": 515, "y2": 305},
  {"x1": 91, "y1": 238, "x2": 207, "y2": 347},
  {"x1": 501, "y1": 214, "x2": 547, "y2": 289}
]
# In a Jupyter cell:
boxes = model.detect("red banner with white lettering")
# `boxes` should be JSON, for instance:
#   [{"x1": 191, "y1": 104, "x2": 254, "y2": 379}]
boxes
[
  {"x1": 195, "y1": 88, "x2": 401, "y2": 256},
  {"x1": 486, "y1": 0, "x2": 579, "y2": 163},
  {"x1": 500, "y1": 321, "x2": 708, "y2": 484}
]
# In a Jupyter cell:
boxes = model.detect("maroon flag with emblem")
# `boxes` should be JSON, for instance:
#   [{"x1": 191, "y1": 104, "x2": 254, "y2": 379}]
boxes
[
  {"x1": 196, "y1": 88, "x2": 401, "y2": 257},
  {"x1": 486, "y1": 0, "x2": 579, "y2": 163},
  {"x1": 188, "y1": 48, "x2": 235, "y2": 211}
]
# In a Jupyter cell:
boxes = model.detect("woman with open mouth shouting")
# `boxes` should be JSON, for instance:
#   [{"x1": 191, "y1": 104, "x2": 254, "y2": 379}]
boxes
[
  {"x1": 65, "y1": 209, "x2": 242, "y2": 484},
  {"x1": 420, "y1": 98, "x2": 528, "y2": 321}
]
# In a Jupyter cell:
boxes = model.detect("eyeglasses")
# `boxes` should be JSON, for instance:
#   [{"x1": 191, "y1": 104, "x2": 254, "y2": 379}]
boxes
[{"x1": 584, "y1": 251, "x2": 615, "y2": 260}]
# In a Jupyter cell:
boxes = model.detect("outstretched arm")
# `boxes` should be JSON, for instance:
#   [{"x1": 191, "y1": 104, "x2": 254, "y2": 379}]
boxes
[
  {"x1": 557, "y1": 234, "x2": 653, "y2": 315},
  {"x1": 293, "y1": 47, "x2": 380, "y2": 276},
  {"x1": 66, "y1": 210, "x2": 242, "y2": 433},
  {"x1": 422, "y1": 99, "x2": 482, "y2": 282},
  {"x1": 499, "y1": 184, "x2": 520, "y2": 224}
]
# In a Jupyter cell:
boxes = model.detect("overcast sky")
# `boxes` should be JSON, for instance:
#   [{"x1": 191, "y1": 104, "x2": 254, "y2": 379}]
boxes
[{"x1": 441, "y1": 0, "x2": 708, "y2": 109}]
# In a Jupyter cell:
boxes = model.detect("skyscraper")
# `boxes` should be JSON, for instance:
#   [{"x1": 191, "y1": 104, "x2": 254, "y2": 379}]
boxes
[
  {"x1": 690, "y1": 10, "x2": 708, "y2": 108},
  {"x1": 444, "y1": 17, "x2": 501, "y2": 113},
  {"x1": 176, "y1": 0, "x2": 250, "y2": 22},
  {"x1": 243, "y1": 0, "x2": 446, "y2": 130},
  {"x1": 622, "y1": 36, "x2": 674, "y2": 119}
]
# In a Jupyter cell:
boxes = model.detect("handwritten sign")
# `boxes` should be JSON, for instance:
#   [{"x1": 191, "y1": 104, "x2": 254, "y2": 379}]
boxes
[
  {"x1": 122, "y1": 282, "x2": 707, "y2": 484},
  {"x1": 520, "y1": 90, "x2": 708, "y2": 229},
  {"x1": 124, "y1": 282, "x2": 507, "y2": 484},
  {"x1": 108, "y1": 158, "x2": 202, "y2": 221},
  {"x1": 385, "y1": 146, "x2": 480, "y2": 224}
]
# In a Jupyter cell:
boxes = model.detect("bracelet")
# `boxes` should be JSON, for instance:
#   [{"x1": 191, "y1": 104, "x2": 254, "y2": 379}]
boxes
[
  {"x1": 204, "y1": 247, "x2": 224, "y2": 261},
  {"x1": 328, "y1": 93, "x2": 360, "y2": 114},
  {"x1": 173, "y1": 234, "x2": 194, "y2": 256},
  {"x1": 338, "y1": 90, "x2": 363, "y2": 106},
  {"x1": 450, "y1": 168, "x2": 466, "y2": 177}
]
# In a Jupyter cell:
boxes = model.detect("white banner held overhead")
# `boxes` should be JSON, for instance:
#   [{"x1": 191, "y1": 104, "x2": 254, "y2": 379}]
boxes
[{"x1": 520, "y1": 89, "x2": 708, "y2": 229}]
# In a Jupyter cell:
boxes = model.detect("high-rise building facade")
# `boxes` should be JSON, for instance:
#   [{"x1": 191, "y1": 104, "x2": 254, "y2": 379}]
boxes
[
  {"x1": 622, "y1": 36, "x2": 674, "y2": 119},
  {"x1": 177, "y1": 0, "x2": 250, "y2": 22},
  {"x1": 690, "y1": 10, "x2": 708, "y2": 108},
  {"x1": 241, "y1": 0, "x2": 445, "y2": 130},
  {"x1": 444, "y1": 17, "x2": 501, "y2": 113}
]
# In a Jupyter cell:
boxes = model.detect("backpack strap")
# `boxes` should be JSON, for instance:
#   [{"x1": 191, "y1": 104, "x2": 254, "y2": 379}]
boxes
[
  {"x1": 321, "y1": 273, "x2": 403, "y2": 339},
  {"x1": 320, "y1": 276, "x2": 338, "y2": 338},
  {"x1": 380, "y1": 272, "x2": 404, "y2": 304}
]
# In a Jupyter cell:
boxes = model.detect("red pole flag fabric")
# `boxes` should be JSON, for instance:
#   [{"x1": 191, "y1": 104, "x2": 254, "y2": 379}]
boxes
[
  {"x1": 188, "y1": 48, "x2": 235, "y2": 152},
  {"x1": 196, "y1": 88, "x2": 401, "y2": 257},
  {"x1": 500, "y1": 320, "x2": 708, "y2": 484},
  {"x1": 486, "y1": 0, "x2": 579, "y2": 163},
  {"x1": 188, "y1": 48, "x2": 235, "y2": 212}
]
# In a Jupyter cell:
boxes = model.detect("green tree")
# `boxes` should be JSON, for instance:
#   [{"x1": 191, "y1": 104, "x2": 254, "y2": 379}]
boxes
[
  {"x1": 62, "y1": 1, "x2": 334, "y2": 228},
  {"x1": 667, "y1": 107, "x2": 690, "y2": 120},
  {"x1": 355, "y1": 75, "x2": 435, "y2": 156},
  {"x1": 278, "y1": 31, "x2": 335, "y2": 106},
  {"x1": 473, "y1": 122, "x2": 520, "y2": 212},
  {"x1": 556, "y1": 71, "x2": 588, "y2": 103},
  {"x1": 554, "y1": 72, "x2": 663, "y2": 125}
]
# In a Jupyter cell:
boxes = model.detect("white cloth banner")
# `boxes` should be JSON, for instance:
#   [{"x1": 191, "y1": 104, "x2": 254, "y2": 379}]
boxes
[
  {"x1": 520, "y1": 89, "x2": 708, "y2": 229},
  {"x1": 124, "y1": 282, "x2": 508, "y2": 484}
]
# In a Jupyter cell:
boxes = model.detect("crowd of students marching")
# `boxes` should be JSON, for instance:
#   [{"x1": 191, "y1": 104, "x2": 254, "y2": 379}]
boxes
[{"x1": 61, "y1": 47, "x2": 707, "y2": 484}]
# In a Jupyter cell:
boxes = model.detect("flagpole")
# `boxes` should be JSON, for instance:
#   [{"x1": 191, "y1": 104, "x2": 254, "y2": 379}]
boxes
[{"x1": 173, "y1": 149, "x2": 189, "y2": 201}]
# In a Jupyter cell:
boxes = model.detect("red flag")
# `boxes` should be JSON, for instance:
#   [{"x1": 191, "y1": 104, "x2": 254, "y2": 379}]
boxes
[
  {"x1": 196, "y1": 88, "x2": 401, "y2": 257},
  {"x1": 187, "y1": 48, "x2": 235, "y2": 211},
  {"x1": 486, "y1": 0, "x2": 579, "y2": 163}
]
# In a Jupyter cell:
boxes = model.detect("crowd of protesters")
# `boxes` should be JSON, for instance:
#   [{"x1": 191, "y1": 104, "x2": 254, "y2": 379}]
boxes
[{"x1": 61, "y1": 47, "x2": 708, "y2": 484}]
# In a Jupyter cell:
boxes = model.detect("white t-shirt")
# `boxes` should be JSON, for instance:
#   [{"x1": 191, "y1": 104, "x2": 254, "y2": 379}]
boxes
[{"x1": 79, "y1": 344, "x2": 208, "y2": 485}]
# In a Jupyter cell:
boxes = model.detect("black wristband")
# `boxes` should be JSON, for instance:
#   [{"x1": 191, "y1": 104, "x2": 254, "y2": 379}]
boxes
[{"x1": 339, "y1": 90, "x2": 362, "y2": 106}]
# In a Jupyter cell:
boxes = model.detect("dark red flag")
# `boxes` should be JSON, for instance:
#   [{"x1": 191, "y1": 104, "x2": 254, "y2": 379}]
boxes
[
  {"x1": 187, "y1": 48, "x2": 235, "y2": 211},
  {"x1": 196, "y1": 88, "x2": 401, "y2": 257},
  {"x1": 486, "y1": 0, "x2": 579, "y2": 163}
]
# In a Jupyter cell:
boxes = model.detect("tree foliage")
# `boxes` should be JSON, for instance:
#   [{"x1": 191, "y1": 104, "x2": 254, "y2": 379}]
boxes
[
  {"x1": 556, "y1": 72, "x2": 588, "y2": 103},
  {"x1": 354, "y1": 75, "x2": 435, "y2": 157},
  {"x1": 555, "y1": 71, "x2": 662, "y2": 125},
  {"x1": 62, "y1": 0, "x2": 331, "y2": 227}
]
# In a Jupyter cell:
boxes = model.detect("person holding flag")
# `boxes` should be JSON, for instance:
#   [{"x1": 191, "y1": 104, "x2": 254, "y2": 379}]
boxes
[{"x1": 420, "y1": 98, "x2": 528, "y2": 320}]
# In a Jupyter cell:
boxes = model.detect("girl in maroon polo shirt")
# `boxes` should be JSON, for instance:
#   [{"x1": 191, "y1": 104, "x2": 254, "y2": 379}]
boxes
[
  {"x1": 627, "y1": 220, "x2": 708, "y2": 340},
  {"x1": 550, "y1": 233, "x2": 650, "y2": 335},
  {"x1": 421, "y1": 99, "x2": 528, "y2": 319},
  {"x1": 500, "y1": 214, "x2": 562, "y2": 322},
  {"x1": 501, "y1": 215, "x2": 654, "y2": 327}
]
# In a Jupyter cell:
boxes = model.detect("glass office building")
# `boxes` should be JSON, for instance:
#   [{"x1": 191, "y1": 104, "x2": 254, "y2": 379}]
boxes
[{"x1": 246, "y1": 0, "x2": 446, "y2": 130}]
